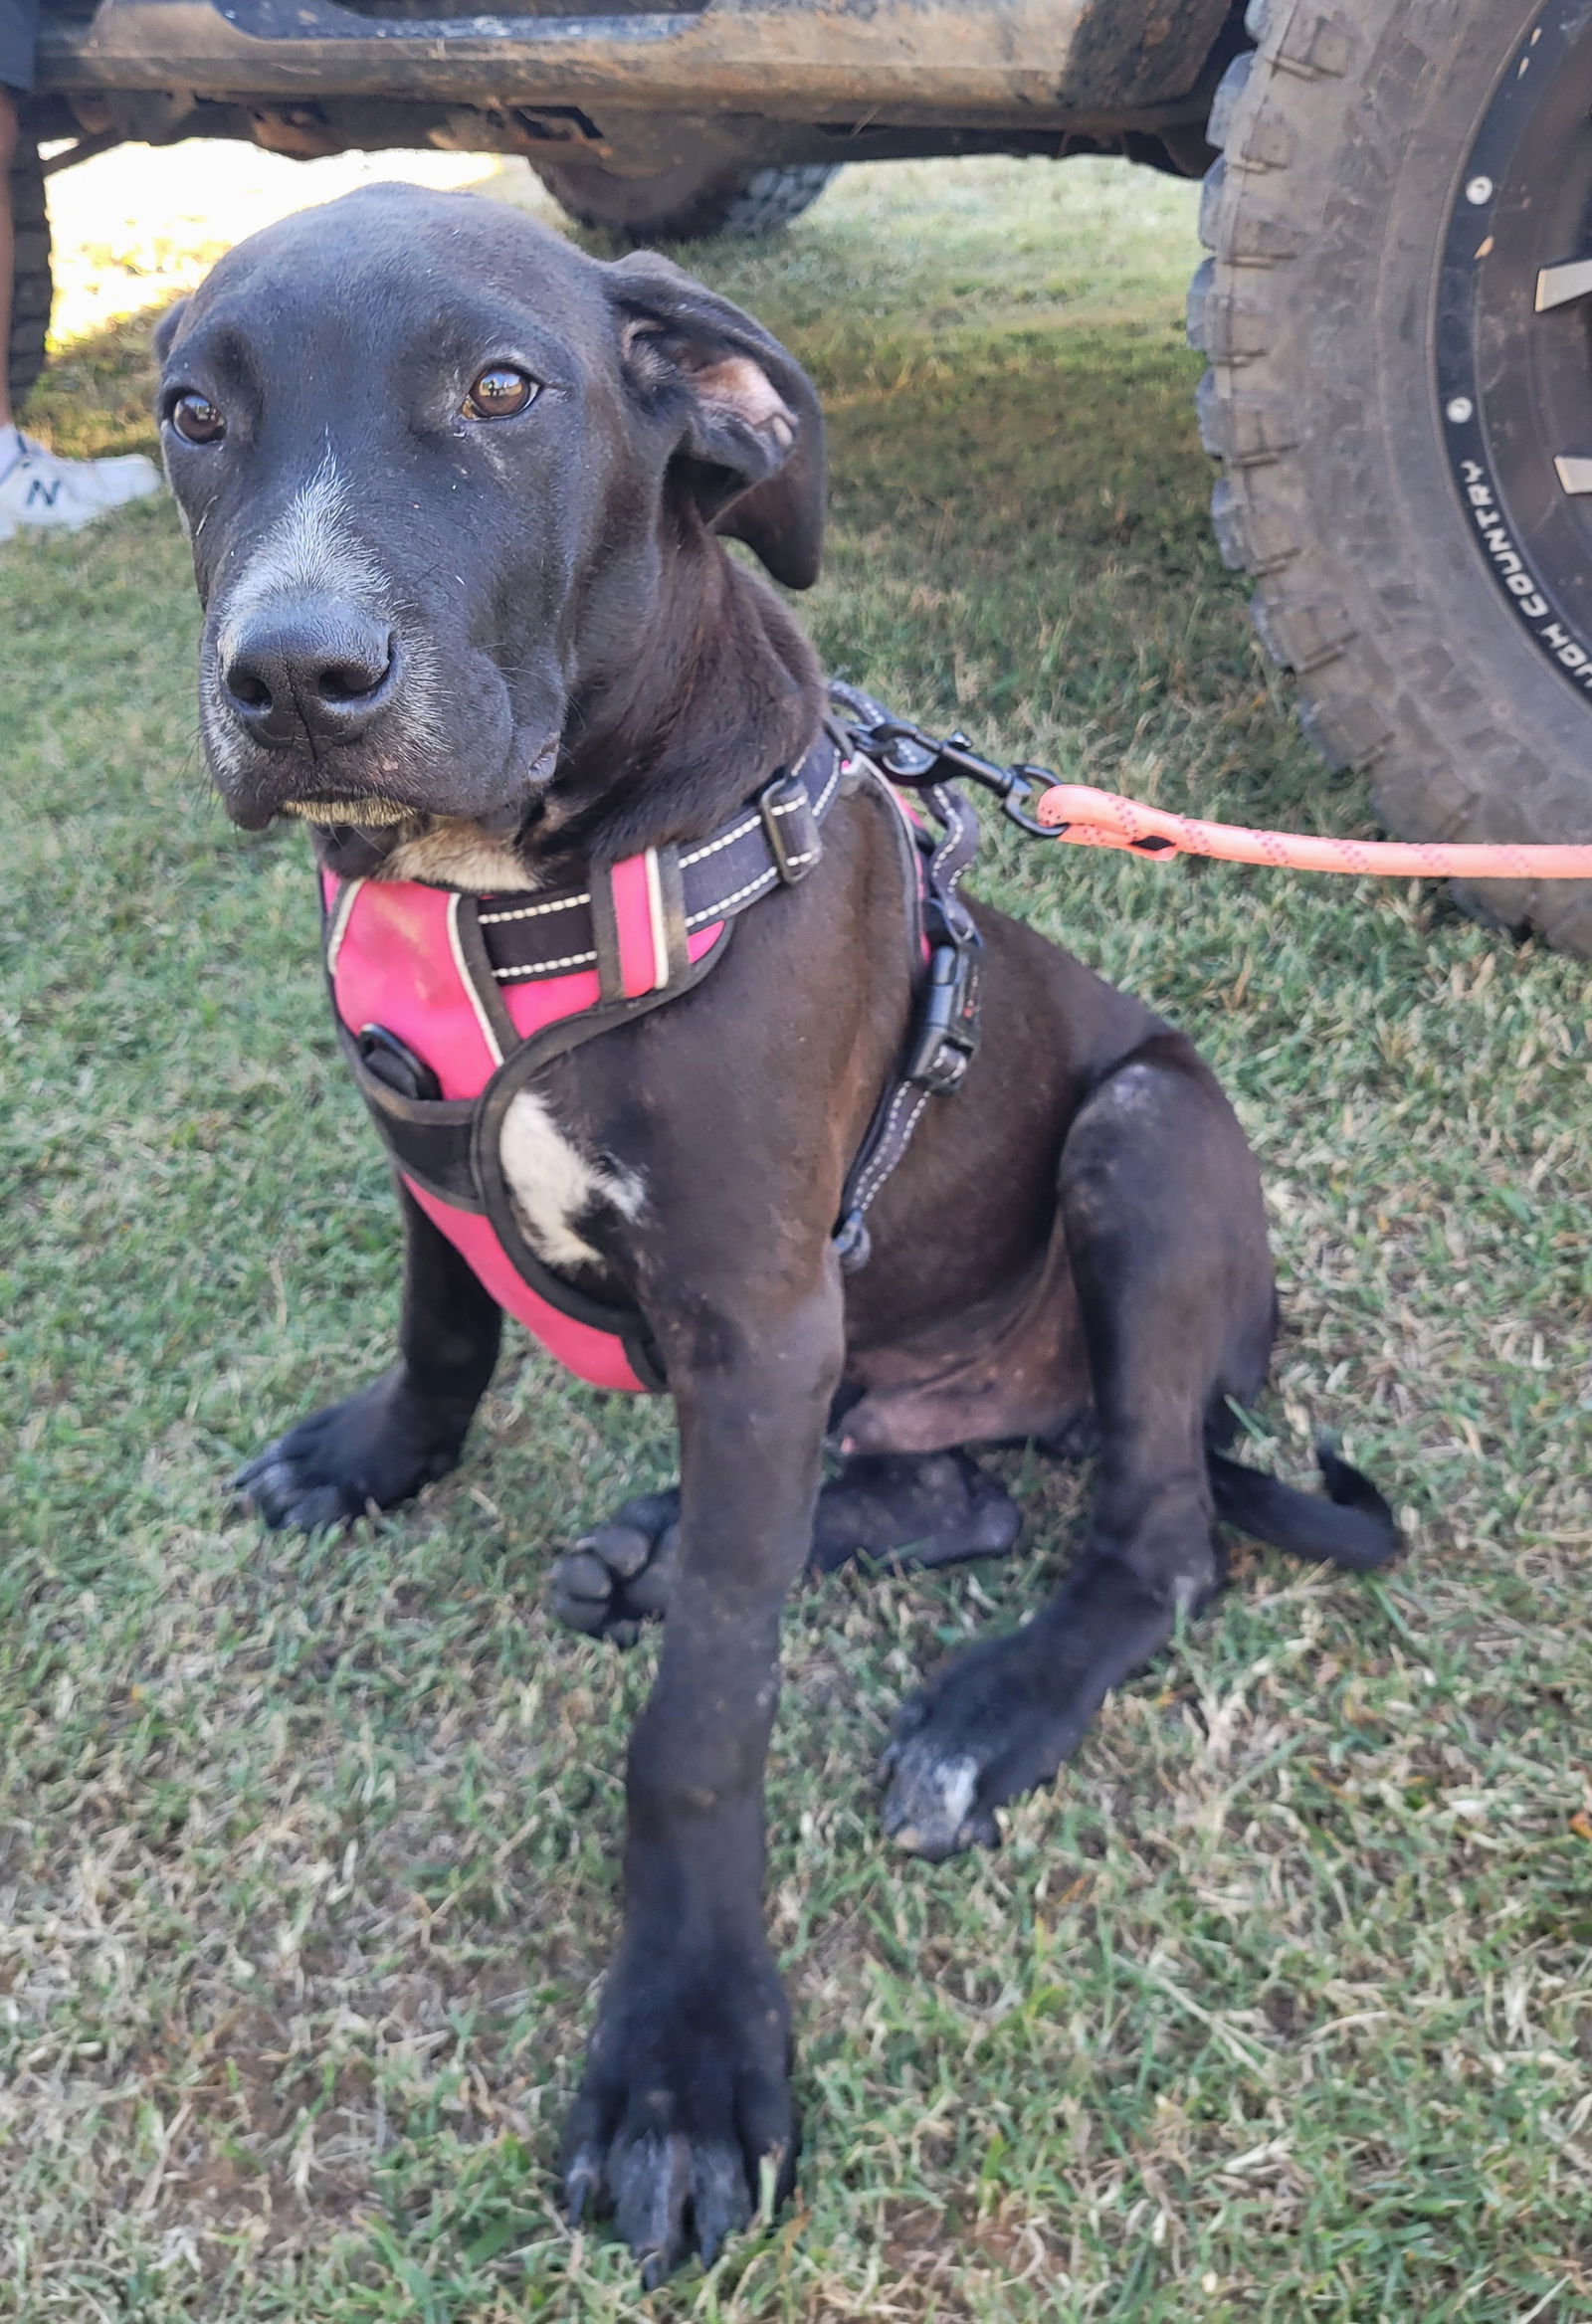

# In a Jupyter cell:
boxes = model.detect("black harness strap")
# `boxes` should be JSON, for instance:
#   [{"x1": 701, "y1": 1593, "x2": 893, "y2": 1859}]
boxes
[
  {"x1": 473, "y1": 737, "x2": 841, "y2": 988},
  {"x1": 827, "y1": 681, "x2": 985, "y2": 1270}
]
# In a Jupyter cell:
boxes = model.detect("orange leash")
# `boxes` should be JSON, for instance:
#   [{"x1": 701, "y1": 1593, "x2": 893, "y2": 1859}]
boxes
[
  {"x1": 1033, "y1": 782, "x2": 1592, "y2": 879},
  {"x1": 828, "y1": 696, "x2": 1592, "y2": 882}
]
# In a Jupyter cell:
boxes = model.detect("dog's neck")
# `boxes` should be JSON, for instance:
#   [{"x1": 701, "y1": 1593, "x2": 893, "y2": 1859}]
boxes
[
  {"x1": 339, "y1": 531, "x2": 824, "y2": 895},
  {"x1": 557, "y1": 524, "x2": 825, "y2": 863}
]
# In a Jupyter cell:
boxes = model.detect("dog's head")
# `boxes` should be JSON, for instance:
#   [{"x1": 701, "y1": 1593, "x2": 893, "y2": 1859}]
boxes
[{"x1": 154, "y1": 185, "x2": 824, "y2": 833}]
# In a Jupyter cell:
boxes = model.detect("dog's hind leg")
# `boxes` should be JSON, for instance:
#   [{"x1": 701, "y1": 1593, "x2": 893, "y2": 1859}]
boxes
[
  {"x1": 233, "y1": 1183, "x2": 501, "y2": 1530},
  {"x1": 551, "y1": 1450, "x2": 1023, "y2": 1644},
  {"x1": 880, "y1": 1034, "x2": 1276, "y2": 1860}
]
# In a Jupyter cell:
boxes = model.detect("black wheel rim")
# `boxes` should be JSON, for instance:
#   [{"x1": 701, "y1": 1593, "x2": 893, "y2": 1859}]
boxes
[{"x1": 1438, "y1": 1, "x2": 1592, "y2": 707}]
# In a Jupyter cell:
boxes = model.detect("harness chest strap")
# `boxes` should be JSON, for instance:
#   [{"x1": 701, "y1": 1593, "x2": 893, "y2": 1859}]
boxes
[
  {"x1": 322, "y1": 706, "x2": 982, "y2": 1393},
  {"x1": 827, "y1": 684, "x2": 984, "y2": 1268}
]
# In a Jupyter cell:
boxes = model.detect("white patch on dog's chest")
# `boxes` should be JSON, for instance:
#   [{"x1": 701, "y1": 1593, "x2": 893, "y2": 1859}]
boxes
[
  {"x1": 359, "y1": 814, "x2": 643, "y2": 1273},
  {"x1": 499, "y1": 1090, "x2": 644, "y2": 1271}
]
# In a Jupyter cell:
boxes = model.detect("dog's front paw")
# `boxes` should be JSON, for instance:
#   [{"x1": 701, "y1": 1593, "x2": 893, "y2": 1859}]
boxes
[
  {"x1": 561, "y1": 1934, "x2": 796, "y2": 2285},
  {"x1": 549, "y1": 1489, "x2": 682, "y2": 1646},
  {"x1": 881, "y1": 1632, "x2": 1092, "y2": 1862},
  {"x1": 233, "y1": 1366, "x2": 469, "y2": 1531}
]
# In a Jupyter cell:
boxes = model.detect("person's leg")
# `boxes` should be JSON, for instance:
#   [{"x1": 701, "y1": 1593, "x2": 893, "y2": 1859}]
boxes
[
  {"x1": 1, "y1": 0, "x2": 39, "y2": 441},
  {"x1": 0, "y1": 69, "x2": 164, "y2": 539},
  {"x1": 1, "y1": 82, "x2": 19, "y2": 436}
]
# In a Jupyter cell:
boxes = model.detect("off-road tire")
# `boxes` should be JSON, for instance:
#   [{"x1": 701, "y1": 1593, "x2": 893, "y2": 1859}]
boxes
[
  {"x1": 532, "y1": 157, "x2": 836, "y2": 246},
  {"x1": 1191, "y1": 0, "x2": 1592, "y2": 951},
  {"x1": 7, "y1": 136, "x2": 52, "y2": 414}
]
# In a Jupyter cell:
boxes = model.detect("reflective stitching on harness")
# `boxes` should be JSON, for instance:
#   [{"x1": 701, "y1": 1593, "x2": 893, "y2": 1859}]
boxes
[
  {"x1": 926, "y1": 779, "x2": 974, "y2": 906},
  {"x1": 680, "y1": 764, "x2": 839, "y2": 914},
  {"x1": 687, "y1": 868, "x2": 778, "y2": 926},
  {"x1": 854, "y1": 1082, "x2": 929, "y2": 1211},
  {"x1": 680, "y1": 812, "x2": 760, "y2": 869},
  {"x1": 447, "y1": 894, "x2": 504, "y2": 1065},
  {"x1": 475, "y1": 755, "x2": 847, "y2": 968},
  {"x1": 496, "y1": 948, "x2": 599, "y2": 979},
  {"x1": 677, "y1": 762, "x2": 840, "y2": 873},
  {"x1": 479, "y1": 893, "x2": 590, "y2": 924},
  {"x1": 324, "y1": 875, "x2": 364, "y2": 976},
  {"x1": 644, "y1": 848, "x2": 670, "y2": 992}
]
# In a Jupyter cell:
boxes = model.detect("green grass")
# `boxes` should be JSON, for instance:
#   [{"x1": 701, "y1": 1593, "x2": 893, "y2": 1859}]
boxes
[{"x1": 4, "y1": 156, "x2": 1591, "y2": 2321}]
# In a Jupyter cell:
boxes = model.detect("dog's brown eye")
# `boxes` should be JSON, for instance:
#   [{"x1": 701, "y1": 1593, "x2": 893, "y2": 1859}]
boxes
[
  {"x1": 170, "y1": 392, "x2": 226, "y2": 445},
  {"x1": 463, "y1": 365, "x2": 538, "y2": 421}
]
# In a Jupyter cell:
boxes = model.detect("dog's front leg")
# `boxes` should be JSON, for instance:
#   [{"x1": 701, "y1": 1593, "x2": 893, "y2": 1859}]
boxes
[
  {"x1": 234, "y1": 1182, "x2": 501, "y2": 1529},
  {"x1": 562, "y1": 1277, "x2": 843, "y2": 2284}
]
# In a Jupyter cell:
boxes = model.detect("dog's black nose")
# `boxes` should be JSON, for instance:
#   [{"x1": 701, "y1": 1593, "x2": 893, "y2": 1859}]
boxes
[{"x1": 222, "y1": 598, "x2": 397, "y2": 747}]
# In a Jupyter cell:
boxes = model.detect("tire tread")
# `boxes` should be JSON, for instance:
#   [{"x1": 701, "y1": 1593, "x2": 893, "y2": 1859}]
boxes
[
  {"x1": 1195, "y1": 0, "x2": 1592, "y2": 947},
  {"x1": 537, "y1": 159, "x2": 835, "y2": 246}
]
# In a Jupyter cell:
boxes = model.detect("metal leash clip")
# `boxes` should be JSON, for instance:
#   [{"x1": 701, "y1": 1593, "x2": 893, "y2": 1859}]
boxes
[{"x1": 852, "y1": 713, "x2": 1060, "y2": 840}]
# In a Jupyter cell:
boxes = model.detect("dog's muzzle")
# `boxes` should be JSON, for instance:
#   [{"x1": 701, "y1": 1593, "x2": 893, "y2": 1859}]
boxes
[{"x1": 219, "y1": 592, "x2": 400, "y2": 752}]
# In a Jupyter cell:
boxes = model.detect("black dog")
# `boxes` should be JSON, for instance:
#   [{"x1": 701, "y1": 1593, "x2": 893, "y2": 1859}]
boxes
[{"x1": 155, "y1": 186, "x2": 1396, "y2": 2283}]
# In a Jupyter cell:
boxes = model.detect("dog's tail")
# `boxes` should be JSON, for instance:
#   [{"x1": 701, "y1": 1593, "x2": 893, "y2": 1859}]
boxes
[{"x1": 1207, "y1": 1434, "x2": 1400, "y2": 1572}]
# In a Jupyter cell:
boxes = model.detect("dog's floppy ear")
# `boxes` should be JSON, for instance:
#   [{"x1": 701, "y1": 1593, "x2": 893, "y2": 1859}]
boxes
[
  {"x1": 152, "y1": 296, "x2": 190, "y2": 363},
  {"x1": 607, "y1": 252, "x2": 825, "y2": 589}
]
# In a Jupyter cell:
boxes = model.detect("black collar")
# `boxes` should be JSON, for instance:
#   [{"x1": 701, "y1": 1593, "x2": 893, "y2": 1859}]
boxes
[{"x1": 465, "y1": 729, "x2": 845, "y2": 1002}]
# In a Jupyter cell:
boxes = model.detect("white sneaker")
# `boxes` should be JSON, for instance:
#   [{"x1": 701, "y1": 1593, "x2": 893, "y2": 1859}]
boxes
[{"x1": 0, "y1": 435, "x2": 163, "y2": 541}]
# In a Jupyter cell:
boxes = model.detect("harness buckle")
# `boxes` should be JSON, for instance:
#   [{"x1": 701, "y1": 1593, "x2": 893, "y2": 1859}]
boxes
[
  {"x1": 902, "y1": 940, "x2": 982, "y2": 1094},
  {"x1": 758, "y1": 770, "x2": 822, "y2": 885},
  {"x1": 356, "y1": 1023, "x2": 443, "y2": 1103},
  {"x1": 832, "y1": 1210, "x2": 874, "y2": 1273}
]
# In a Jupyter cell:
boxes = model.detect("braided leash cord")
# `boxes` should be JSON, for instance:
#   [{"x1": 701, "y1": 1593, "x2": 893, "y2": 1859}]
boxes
[
  {"x1": 1033, "y1": 783, "x2": 1592, "y2": 879},
  {"x1": 828, "y1": 693, "x2": 1592, "y2": 882}
]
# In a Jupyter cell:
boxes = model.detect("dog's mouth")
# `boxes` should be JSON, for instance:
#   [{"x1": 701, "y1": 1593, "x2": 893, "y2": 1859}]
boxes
[
  {"x1": 279, "y1": 795, "x2": 418, "y2": 827},
  {"x1": 269, "y1": 737, "x2": 561, "y2": 838}
]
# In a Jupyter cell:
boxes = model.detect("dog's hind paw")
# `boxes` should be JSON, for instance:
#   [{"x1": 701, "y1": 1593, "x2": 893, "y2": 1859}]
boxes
[
  {"x1": 551, "y1": 1453, "x2": 1025, "y2": 1646},
  {"x1": 809, "y1": 1450, "x2": 1022, "y2": 1574},
  {"x1": 880, "y1": 1629, "x2": 1094, "y2": 1861},
  {"x1": 550, "y1": 1490, "x2": 682, "y2": 1647}
]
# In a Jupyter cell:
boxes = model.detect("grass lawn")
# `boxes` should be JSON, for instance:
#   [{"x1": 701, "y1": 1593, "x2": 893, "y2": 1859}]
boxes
[{"x1": 3, "y1": 154, "x2": 1591, "y2": 2322}]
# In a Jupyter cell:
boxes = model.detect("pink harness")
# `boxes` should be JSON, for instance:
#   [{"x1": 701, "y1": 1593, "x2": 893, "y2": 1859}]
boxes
[
  {"x1": 325, "y1": 868, "x2": 724, "y2": 1390},
  {"x1": 316, "y1": 710, "x2": 982, "y2": 1396}
]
